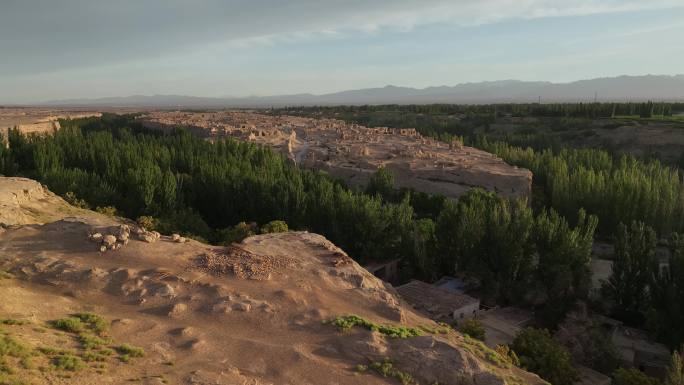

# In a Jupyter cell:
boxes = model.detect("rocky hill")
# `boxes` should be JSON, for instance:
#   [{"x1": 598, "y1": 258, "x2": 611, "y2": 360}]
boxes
[{"x1": 0, "y1": 177, "x2": 545, "y2": 384}]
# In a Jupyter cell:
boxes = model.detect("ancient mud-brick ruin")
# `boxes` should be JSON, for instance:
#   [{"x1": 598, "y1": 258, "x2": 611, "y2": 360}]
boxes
[{"x1": 139, "y1": 111, "x2": 532, "y2": 199}]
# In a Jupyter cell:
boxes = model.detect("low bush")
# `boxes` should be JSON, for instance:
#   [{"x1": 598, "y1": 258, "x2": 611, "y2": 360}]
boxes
[
  {"x1": 52, "y1": 354, "x2": 85, "y2": 371},
  {"x1": 116, "y1": 344, "x2": 144, "y2": 358},
  {"x1": 326, "y1": 315, "x2": 422, "y2": 338},
  {"x1": 369, "y1": 359, "x2": 416, "y2": 385},
  {"x1": 52, "y1": 317, "x2": 84, "y2": 333},
  {"x1": 260, "y1": 220, "x2": 288, "y2": 234},
  {"x1": 458, "y1": 318, "x2": 486, "y2": 341}
]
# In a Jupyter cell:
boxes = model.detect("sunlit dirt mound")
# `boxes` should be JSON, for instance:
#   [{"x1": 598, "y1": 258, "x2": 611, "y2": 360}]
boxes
[{"x1": 0, "y1": 177, "x2": 545, "y2": 384}]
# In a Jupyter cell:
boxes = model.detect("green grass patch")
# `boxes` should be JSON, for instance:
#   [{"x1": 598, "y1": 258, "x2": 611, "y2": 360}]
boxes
[
  {"x1": 116, "y1": 344, "x2": 144, "y2": 359},
  {"x1": 82, "y1": 351, "x2": 107, "y2": 363},
  {"x1": 0, "y1": 373, "x2": 26, "y2": 385},
  {"x1": 0, "y1": 320, "x2": 29, "y2": 327},
  {"x1": 419, "y1": 322, "x2": 451, "y2": 334},
  {"x1": 325, "y1": 315, "x2": 422, "y2": 338},
  {"x1": 462, "y1": 334, "x2": 511, "y2": 369},
  {"x1": 0, "y1": 335, "x2": 31, "y2": 359},
  {"x1": 52, "y1": 317, "x2": 85, "y2": 333},
  {"x1": 51, "y1": 313, "x2": 108, "y2": 335},
  {"x1": 0, "y1": 271, "x2": 13, "y2": 280},
  {"x1": 368, "y1": 359, "x2": 416, "y2": 385},
  {"x1": 52, "y1": 354, "x2": 85, "y2": 371},
  {"x1": 78, "y1": 333, "x2": 111, "y2": 350},
  {"x1": 98, "y1": 348, "x2": 115, "y2": 356},
  {"x1": 72, "y1": 313, "x2": 108, "y2": 334},
  {"x1": 37, "y1": 346, "x2": 75, "y2": 357}
]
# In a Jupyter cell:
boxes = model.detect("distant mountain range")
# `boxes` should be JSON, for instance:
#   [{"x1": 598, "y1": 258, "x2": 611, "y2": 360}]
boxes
[{"x1": 42, "y1": 75, "x2": 684, "y2": 107}]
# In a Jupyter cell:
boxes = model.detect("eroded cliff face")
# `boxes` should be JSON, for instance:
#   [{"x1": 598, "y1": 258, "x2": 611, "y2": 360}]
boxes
[
  {"x1": 0, "y1": 177, "x2": 92, "y2": 226},
  {"x1": 0, "y1": 108, "x2": 103, "y2": 139},
  {"x1": 139, "y1": 111, "x2": 533, "y2": 199},
  {"x1": 0, "y1": 177, "x2": 545, "y2": 384}
]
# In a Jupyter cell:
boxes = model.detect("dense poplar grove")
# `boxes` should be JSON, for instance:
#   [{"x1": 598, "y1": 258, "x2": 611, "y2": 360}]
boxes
[{"x1": 478, "y1": 140, "x2": 684, "y2": 235}]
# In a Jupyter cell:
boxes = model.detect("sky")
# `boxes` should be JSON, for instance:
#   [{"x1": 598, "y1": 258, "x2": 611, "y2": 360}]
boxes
[{"x1": 1, "y1": 0, "x2": 683, "y2": 104}]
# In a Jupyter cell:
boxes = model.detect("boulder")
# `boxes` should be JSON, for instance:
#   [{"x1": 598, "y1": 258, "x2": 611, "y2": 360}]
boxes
[
  {"x1": 89, "y1": 232, "x2": 103, "y2": 243},
  {"x1": 138, "y1": 230, "x2": 161, "y2": 243},
  {"x1": 102, "y1": 234, "x2": 117, "y2": 247}
]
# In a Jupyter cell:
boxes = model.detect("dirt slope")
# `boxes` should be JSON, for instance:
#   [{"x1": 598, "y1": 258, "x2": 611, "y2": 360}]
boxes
[{"x1": 0, "y1": 177, "x2": 545, "y2": 385}]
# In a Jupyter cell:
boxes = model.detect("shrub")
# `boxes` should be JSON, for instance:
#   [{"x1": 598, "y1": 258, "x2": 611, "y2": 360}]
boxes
[
  {"x1": 326, "y1": 315, "x2": 422, "y2": 338},
  {"x1": 217, "y1": 222, "x2": 255, "y2": 245},
  {"x1": 52, "y1": 317, "x2": 85, "y2": 333},
  {"x1": 0, "y1": 271, "x2": 13, "y2": 280},
  {"x1": 63, "y1": 192, "x2": 88, "y2": 209},
  {"x1": 369, "y1": 359, "x2": 416, "y2": 385},
  {"x1": 116, "y1": 344, "x2": 144, "y2": 358},
  {"x1": 260, "y1": 220, "x2": 289, "y2": 234},
  {"x1": 95, "y1": 206, "x2": 117, "y2": 217},
  {"x1": 136, "y1": 215, "x2": 156, "y2": 231},
  {"x1": 495, "y1": 344, "x2": 520, "y2": 367},
  {"x1": 52, "y1": 354, "x2": 85, "y2": 371},
  {"x1": 612, "y1": 368, "x2": 659, "y2": 385},
  {"x1": 53, "y1": 313, "x2": 108, "y2": 335},
  {"x1": 511, "y1": 328, "x2": 577, "y2": 385},
  {"x1": 0, "y1": 372, "x2": 26, "y2": 385},
  {"x1": 0, "y1": 320, "x2": 28, "y2": 326},
  {"x1": 82, "y1": 351, "x2": 107, "y2": 362},
  {"x1": 73, "y1": 313, "x2": 108, "y2": 334},
  {"x1": 78, "y1": 334, "x2": 111, "y2": 350},
  {"x1": 458, "y1": 318, "x2": 486, "y2": 341},
  {"x1": 0, "y1": 335, "x2": 31, "y2": 358}
]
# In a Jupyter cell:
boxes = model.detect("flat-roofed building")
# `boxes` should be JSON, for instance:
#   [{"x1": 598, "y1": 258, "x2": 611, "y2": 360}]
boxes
[
  {"x1": 396, "y1": 280, "x2": 479, "y2": 322},
  {"x1": 479, "y1": 307, "x2": 534, "y2": 348}
]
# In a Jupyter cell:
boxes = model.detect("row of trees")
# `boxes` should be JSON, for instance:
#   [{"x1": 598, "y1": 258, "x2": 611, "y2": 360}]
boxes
[
  {"x1": 479, "y1": 139, "x2": 684, "y2": 235},
  {"x1": 602, "y1": 221, "x2": 684, "y2": 349},
  {"x1": 278, "y1": 102, "x2": 683, "y2": 119},
  {"x1": 0, "y1": 114, "x2": 596, "y2": 321}
]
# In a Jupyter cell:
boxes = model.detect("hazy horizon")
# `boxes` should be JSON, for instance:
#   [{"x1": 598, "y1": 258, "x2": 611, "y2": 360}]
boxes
[{"x1": 2, "y1": 0, "x2": 684, "y2": 104}]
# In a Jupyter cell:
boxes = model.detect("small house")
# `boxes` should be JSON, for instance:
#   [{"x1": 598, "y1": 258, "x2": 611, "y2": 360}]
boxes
[
  {"x1": 396, "y1": 280, "x2": 479, "y2": 322},
  {"x1": 479, "y1": 307, "x2": 534, "y2": 348}
]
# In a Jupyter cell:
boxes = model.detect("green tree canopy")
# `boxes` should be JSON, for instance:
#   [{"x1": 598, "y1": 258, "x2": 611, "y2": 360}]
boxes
[{"x1": 511, "y1": 328, "x2": 578, "y2": 385}]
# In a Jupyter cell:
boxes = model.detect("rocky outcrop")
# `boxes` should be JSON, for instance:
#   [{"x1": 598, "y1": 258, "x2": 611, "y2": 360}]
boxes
[
  {"x1": 0, "y1": 177, "x2": 85, "y2": 226},
  {"x1": 0, "y1": 178, "x2": 546, "y2": 385}
]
